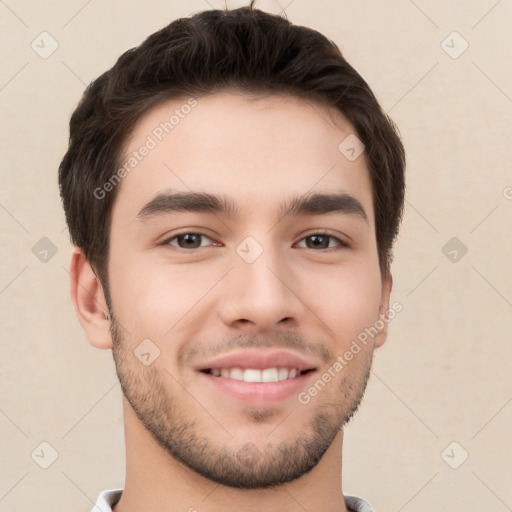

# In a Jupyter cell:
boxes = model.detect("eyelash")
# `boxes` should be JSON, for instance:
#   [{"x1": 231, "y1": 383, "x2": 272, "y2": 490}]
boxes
[{"x1": 160, "y1": 231, "x2": 350, "y2": 251}]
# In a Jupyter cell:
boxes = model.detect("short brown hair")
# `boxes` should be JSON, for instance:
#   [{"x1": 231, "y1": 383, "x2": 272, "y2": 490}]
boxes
[{"x1": 58, "y1": 2, "x2": 405, "y2": 289}]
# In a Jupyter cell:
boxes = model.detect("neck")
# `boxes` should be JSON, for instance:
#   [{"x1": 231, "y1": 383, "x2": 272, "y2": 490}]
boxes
[{"x1": 114, "y1": 397, "x2": 349, "y2": 512}]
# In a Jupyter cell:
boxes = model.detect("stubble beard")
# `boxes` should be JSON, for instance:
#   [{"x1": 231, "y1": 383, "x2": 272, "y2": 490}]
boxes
[{"x1": 109, "y1": 314, "x2": 373, "y2": 489}]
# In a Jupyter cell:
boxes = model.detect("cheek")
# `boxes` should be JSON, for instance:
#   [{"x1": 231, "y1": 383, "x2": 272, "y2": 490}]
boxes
[
  {"x1": 109, "y1": 239, "x2": 383, "y2": 349},
  {"x1": 109, "y1": 255, "x2": 165, "y2": 333},
  {"x1": 305, "y1": 260, "x2": 383, "y2": 342},
  {"x1": 109, "y1": 255, "x2": 216, "y2": 340}
]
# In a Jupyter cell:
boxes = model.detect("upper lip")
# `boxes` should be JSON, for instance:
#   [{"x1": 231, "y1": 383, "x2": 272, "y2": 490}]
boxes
[{"x1": 194, "y1": 350, "x2": 318, "y2": 372}]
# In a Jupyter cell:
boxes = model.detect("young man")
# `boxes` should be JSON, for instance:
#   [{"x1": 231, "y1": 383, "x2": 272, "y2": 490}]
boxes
[{"x1": 59, "y1": 3, "x2": 405, "y2": 511}]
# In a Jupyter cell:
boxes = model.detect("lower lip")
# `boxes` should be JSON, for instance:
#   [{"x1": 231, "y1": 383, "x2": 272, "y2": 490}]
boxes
[{"x1": 198, "y1": 371, "x2": 316, "y2": 404}]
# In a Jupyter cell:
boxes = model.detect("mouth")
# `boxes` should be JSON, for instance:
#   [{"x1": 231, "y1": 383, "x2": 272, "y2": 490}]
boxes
[
  {"x1": 195, "y1": 350, "x2": 318, "y2": 403},
  {"x1": 200, "y1": 367, "x2": 315, "y2": 382}
]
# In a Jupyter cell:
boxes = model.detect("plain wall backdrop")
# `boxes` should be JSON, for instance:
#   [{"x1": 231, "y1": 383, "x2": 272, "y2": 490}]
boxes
[{"x1": 1, "y1": 0, "x2": 511, "y2": 510}]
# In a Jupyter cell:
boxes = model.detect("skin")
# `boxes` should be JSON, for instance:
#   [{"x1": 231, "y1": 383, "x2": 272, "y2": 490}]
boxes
[{"x1": 70, "y1": 91, "x2": 392, "y2": 512}]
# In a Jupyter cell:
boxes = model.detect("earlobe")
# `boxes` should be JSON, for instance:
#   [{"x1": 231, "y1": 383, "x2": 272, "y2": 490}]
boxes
[
  {"x1": 69, "y1": 247, "x2": 113, "y2": 350},
  {"x1": 374, "y1": 270, "x2": 393, "y2": 349}
]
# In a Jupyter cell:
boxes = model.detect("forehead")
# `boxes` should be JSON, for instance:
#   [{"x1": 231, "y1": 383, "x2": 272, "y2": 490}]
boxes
[{"x1": 112, "y1": 91, "x2": 374, "y2": 224}]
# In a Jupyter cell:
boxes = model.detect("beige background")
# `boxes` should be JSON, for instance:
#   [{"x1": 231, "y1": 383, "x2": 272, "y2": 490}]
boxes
[{"x1": 1, "y1": 0, "x2": 511, "y2": 510}]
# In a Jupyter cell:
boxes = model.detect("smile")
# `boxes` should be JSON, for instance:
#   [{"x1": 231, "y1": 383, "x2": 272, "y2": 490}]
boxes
[{"x1": 202, "y1": 367, "x2": 311, "y2": 382}]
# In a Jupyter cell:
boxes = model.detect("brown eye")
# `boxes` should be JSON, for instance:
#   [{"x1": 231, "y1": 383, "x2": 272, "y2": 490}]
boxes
[
  {"x1": 166, "y1": 233, "x2": 214, "y2": 249},
  {"x1": 297, "y1": 234, "x2": 348, "y2": 250}
]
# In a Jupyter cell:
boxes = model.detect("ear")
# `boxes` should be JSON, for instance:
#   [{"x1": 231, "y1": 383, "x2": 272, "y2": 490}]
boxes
[
  {"x1": 69, "y1": 247, "x2": 113, "y2": 349},
  {"x1": 374, "y1": 270, "x2": 393, "y2": 349}
]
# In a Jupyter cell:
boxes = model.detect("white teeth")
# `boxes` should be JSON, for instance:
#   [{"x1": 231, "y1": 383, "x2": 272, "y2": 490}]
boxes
[
  {"x1": 261, "y1": 368, "x2": 278, "y2": 382},
  {"x1": 243, "y1": 369, "x2": 261, "y2": 382},
  {"x1": 208, "y1": 367, "x2": 302, "y2": 382},
  {"x1": 229, "y1": 367, "x2": 244, "y2": 380},
  {"x1": 277, "y1": 368, "x2": 289, "y2": 381}
]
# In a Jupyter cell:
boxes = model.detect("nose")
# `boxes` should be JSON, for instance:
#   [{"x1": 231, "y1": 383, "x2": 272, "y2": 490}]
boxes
[{"x1": 217, "y1": 243, "x2": 305, "y2": 333}]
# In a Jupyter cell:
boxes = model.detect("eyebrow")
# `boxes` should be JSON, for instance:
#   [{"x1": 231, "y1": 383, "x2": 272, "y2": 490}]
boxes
[{"x1": 136, "y1": 189, "x2": 368, "y2": 223}]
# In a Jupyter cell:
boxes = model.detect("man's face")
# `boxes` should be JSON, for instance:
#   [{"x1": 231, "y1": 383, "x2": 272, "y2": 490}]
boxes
[{"x1": 106, "y1": 91, "x2": 390, "y2": 488}]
